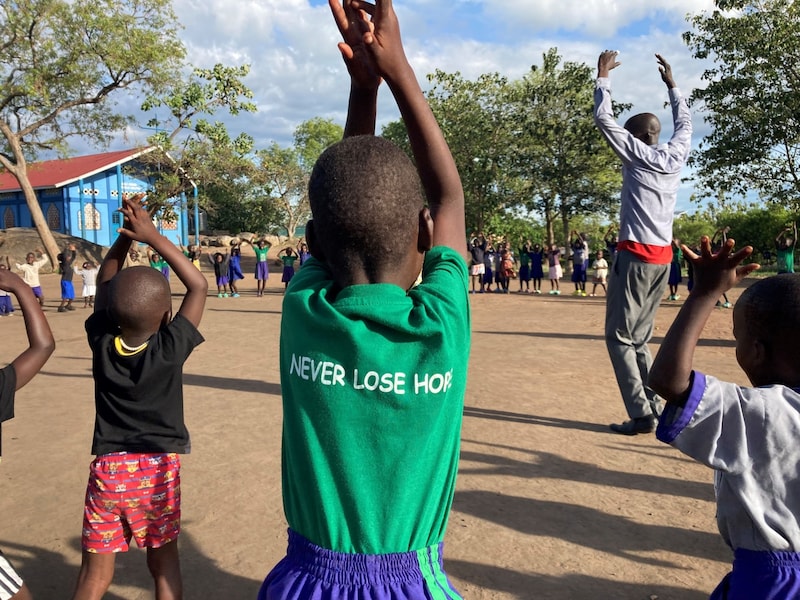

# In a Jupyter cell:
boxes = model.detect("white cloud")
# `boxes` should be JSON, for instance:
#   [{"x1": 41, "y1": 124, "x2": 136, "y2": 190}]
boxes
[{"x1": 129, "y1": 0, "x2": 713, "y2": 210}]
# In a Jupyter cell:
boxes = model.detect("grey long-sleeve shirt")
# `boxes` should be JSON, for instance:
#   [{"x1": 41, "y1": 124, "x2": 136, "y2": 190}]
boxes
[{"x1": 594, "y1": 77, "x2": 692, "y2": 249}]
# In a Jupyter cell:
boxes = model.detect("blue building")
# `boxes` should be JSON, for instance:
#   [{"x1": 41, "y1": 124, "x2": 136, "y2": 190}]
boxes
[{"x1": 0, "y1": 147, "x2": 194, "y2": 247}]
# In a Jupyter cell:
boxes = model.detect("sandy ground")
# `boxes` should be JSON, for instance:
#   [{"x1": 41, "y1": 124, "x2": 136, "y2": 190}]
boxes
[{"x1": 0, "y1": 258, "x2": 751, "y2": 599}]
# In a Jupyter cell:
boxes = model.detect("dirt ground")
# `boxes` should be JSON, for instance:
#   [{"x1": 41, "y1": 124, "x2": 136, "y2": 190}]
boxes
[{"x1": 0, "y1": 249, "x2": 751, "y2": 600}]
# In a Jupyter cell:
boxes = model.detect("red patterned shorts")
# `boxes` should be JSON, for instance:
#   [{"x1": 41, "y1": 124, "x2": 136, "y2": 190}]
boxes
[{"x1": 81, "y1": 452, "x2": 181, "y2": 553}]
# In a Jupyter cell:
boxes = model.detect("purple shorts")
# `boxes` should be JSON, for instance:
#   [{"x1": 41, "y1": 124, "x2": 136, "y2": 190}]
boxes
[
  {"x1": 259, "y1": 529, "x2": 462, "y2": 600},
  {"x1": 281, "y1": 266, "x2": 295, "y2": 283},
  {"x1": 711, "y1": 548, "x2": 800, "y2": 600},
  {"x1": 571, "y1": 264, "x2": 586, "y2": 283},
  {"x1": 31, "y1": 285, "x2": 43, "y2": 298},
  {"x1": 0, "y1": 296, "x2": 13, "y2": 314},
  {"x1": 255, "y1": 261, "x2": 269, "y2": 281},
  {"x1": 215, "y1": 275, "x2": 230, "y2": 287}
]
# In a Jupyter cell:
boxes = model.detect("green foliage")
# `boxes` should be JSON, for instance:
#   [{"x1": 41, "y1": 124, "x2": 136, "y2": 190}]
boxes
[
  {"x1": 382, "y1": 51, "x2": 623, "y2": 243},
  {"x1": 0, "y1": 0, "x2": 186, "y2": 262},
  {"x1": 510, "y1": 49, "x2": 624, "y2": 246},
  {"x1": 383, "y1": 70, "x2": 518, "y2": 232},
  {"x1": 685, "y1": 0, "x2": 800, "y2": 207},
  {"x1": 0, "y1": 0, "x2": 184, "y2": 158},
  {"x1": 138, "y1": 62, "x2": 257, "y2": 214},
  {"x1": 253, "y1": 118, "x2": 344, "y2": 239},
  {"x1": 482, "y1": 210, "x2": 545, "y2": 247},
  {"x1": 294, "y1": 117, "x2": 343, "y2": 172}
]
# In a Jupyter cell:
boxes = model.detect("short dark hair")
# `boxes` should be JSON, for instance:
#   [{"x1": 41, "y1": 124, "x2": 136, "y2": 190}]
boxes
[
  {"x1": 109, "y1": 266, "x2": 171, "y2": 335},
  {"x1": 308, "y1": 136, "x2": 424, "y2": 278},
  {"x1": 737, "y1": 274, "x2": 800, "y2": 351}
]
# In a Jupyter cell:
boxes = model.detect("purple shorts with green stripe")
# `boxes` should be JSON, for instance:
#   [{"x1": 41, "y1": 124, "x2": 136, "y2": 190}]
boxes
[{"x1": 259, "y1": 529, "x2": 462, "y2": 600}]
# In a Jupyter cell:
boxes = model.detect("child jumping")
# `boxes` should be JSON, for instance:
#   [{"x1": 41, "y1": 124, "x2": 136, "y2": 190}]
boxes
[
  {"x1": 646, "y1": 235, "x2": 800, "y2": 598},
  {"x1": 0, "y1": 266, "x2": 55, "y2": 600},
  {"x1": 70, "y1": 193, "x2": 207, "y2": 600},
  {"x1": 260, "y1": 1, "x2": 469, "y2": 597}
]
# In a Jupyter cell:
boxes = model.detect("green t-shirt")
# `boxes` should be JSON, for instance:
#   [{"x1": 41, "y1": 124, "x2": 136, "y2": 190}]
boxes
[
  {"x1": 777, "y1": 246, "x2": 795, "y2": 273},
  {"x1": 254, "y1": 246, "x2": 270, "y2": 262},
  {"x1": 281, "y1": 254, "x2": 297, "y2": 267},
  {"x1": 279, "y1": 246, "x2": 470, "y2": 554}
]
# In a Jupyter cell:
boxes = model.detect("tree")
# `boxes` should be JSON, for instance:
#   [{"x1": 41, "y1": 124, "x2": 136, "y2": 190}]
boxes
[
  {"x1": 0, "y1": 0, "x2": 184, "y2": 263},
  {"x1": 509, "y1": 49, "x2": 623, "y2": 246},
  {"x1": 254, "y1": 143, "x2": 307, "y2": 239},
  {"x1": 685, "y1": 0, "x2": 800, "y2": 207},
  {"x1": 383, "y1": 70, "x2": 518, "y2": 233},
  {"x1": 139, "y1": 63, "x2": 257, "y2": 220},
  {"x1": 254, "y1": 118, "x2": 343, "y2": 239}
]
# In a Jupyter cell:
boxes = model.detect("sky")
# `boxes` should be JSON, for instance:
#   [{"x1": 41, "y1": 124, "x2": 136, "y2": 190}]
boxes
[{"x1": 117, "y1": 0, "x2": 721, "y2": 213}]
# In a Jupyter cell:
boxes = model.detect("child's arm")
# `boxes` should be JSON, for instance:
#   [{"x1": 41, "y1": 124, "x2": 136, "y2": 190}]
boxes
[
  {"x1": 350, "y1": 0, "x2": 465, "y2": 256},
  {"x1": 0, "y1": 270, "x2": 55, "y2": 388},
  {"x1": 649, "y1": 236, "x2": 759, "y2": 404},
  {"x1": 330, "y1": 0, "x2": 382, "y2": 136},
  {"x1": 117, "y1": 196, "x2": 208, "y2": 327}
]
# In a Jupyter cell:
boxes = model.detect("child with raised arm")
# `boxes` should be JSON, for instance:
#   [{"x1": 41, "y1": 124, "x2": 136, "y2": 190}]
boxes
[
  {"x1": 15, "y1": 249, "x2": 48, "y2": 308},
  {"x1": 70, "y1": 194, "x2": 207, "y2": 600},
  {"x1": 647, "y1": 236, "x2": 800, "y2": 599},
  {"x1": 206, "y1": 249, "x2": 231, "y2": 298},
  {"x1": 0, "y1": 268, "x2": 55, "y2": 600},
  {"x1": 775, "y1": 222, "x2": 797, "y2": 274},
  {"x1": 260, "y1": 1, "x2": 469, "y2": 598}
]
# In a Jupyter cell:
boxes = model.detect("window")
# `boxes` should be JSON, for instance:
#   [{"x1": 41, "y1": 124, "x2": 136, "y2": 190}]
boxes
[
  {"x1": 46, "y1": 204, "x2": 61, "y2": 230},
  {"x1": 77, "y1": 204, "x2": 101, "y2": 231}
]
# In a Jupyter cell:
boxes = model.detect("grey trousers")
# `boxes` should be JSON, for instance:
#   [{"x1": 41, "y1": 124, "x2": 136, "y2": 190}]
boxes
[{"x1": 605, "y1": 249, "x2": 669, "y2": 420}]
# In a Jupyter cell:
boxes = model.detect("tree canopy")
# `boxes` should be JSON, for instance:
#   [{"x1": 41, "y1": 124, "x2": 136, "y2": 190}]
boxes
[
  {"x1": 0, "y1": 0, "x2": 185, "y2": 262},
  {"x1": 685, "y1": 0, "x2": 800, "y2": 208}
]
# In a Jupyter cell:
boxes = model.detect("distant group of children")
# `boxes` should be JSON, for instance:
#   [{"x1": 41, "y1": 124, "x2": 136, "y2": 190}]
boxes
[
  {"x1": 3, "y1": 3, "x2": 800, "y2": 600},
  {"x1": 205, "y1": 239, "x2": 307, "y2": 297},
  {"x1": 468, "y1": 230, "x2": 614, "y2": 297}
]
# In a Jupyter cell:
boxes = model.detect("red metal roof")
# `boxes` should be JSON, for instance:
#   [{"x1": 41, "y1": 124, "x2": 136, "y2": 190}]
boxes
[{"x1": 0, "y1": 147, "x2": 154, "y2": 192}]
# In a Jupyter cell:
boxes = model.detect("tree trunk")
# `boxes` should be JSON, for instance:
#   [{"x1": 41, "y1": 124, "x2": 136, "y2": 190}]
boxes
[
  {"x1": 21, "y1": 177, "x2": 61, "y2": 268},
  {"x1": 0, "y1": 139, "x2": 62, "y2": 267}
]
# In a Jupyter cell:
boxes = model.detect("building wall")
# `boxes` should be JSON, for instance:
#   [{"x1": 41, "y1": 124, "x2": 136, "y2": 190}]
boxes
[{"x1": 0, "y1": 161, "x2": 187, "y2": 247}]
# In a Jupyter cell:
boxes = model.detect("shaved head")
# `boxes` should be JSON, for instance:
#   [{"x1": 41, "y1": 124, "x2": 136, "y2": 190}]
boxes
[
  {"x1": 109, "y1": 266, "x2": 171, "y2": 335},
  {"x1": 624, "y1": 113, "x2": 661, "y2": 146}
]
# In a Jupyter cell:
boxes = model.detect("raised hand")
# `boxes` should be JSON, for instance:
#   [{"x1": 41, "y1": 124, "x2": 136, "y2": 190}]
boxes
[
  {"x1": 597, "y1": 50, "x2": 620, "y2": 77},
  {"x1": 116, "y1": 193, "x2": 159, "y2": 246},
  {"x1": 656, "y1": 54, "x2": 676, "y2": 88},
  {"x1": 349, "y1": 0, "x2": 409, "y2": 82},
  {"x1": 329, "y1": 0, "x2": 381, "y2": 90},
  {"x1": 682, "y1": 236, "x2": 759, "y2": 298}
]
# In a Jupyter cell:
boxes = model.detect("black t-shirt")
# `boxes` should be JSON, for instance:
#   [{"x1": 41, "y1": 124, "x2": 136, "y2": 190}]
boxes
[
  {"x1": 86, "y1": 311, "x2": 204, "y2": 456},
  {"x1": 0, "y1": 364, "x2": 17, "y2": 458},
  {"x1": 59, "y1": 250, "x2": 76, "y2": 281}
]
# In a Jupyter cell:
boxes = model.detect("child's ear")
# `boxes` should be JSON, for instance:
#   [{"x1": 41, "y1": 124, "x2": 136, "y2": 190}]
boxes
[
  {"x1": 305, "y1": 220, "x2": 326, "y2": 262},
  {"x1": 417, "y1": 207, "x2": 434, "y2": 253}
]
